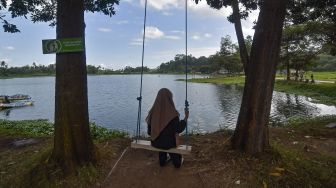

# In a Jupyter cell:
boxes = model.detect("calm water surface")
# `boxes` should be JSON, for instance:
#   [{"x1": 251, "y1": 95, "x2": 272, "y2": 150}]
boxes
[{"x1": 1, "y1": 75, "x2": 336, "y2": 134}]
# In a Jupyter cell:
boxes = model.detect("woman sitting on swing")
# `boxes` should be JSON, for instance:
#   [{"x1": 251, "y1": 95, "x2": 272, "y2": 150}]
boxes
[{"x1": 146, "y1": 88, "x2": 189, "y2": 168}]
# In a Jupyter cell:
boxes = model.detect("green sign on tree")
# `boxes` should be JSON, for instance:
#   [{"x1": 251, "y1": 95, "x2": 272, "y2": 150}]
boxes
[{"x1": 42, "y1": 38, "x2": 84, "y2": 54}]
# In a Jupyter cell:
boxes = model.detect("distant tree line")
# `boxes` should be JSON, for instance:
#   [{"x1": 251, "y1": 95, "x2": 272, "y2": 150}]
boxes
[
  {"x1": 0, "y1": 61, "x2": 55, "y2": 77},
  {"x1": 0, "y1": 61, "x2": 152, "y2": 77},
  {"x1": 2, "y1": 30, "x2": 334, "y2": 78},
  {"x1": 312, "y1": 54, "x2": 336, "y2": 71},
  {"x1": 156, "y1": 35, "x2": 248, "y2": 75}
]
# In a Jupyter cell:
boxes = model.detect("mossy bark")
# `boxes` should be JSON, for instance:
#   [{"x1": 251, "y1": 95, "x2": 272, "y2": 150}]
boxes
[
  {"x1": 51, "y1": 0, "x2": 95, "y2": 174},
  {"x1": 231, "y1": 0, "x2": 249, "y2": 74},
  {"x1": 232, "y1": 0, "x2": 288, "y2": 155}
]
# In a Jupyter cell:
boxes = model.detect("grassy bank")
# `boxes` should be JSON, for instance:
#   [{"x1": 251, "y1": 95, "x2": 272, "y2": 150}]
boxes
[
  {"x1": 0, "y1": 119, "x2": 127, "y2": 141},
  {"x1": 0, "y1": 119, "x2": 128, "y2": 187},
  {"x1": 310, "y1": 71, "x2": 336, "y2": 81},
  {"x1": 276, "y1": 71, "x2": 336, "y2": 82},
  {"x1": 268, "y1": 115, "x2": 336, "y2": 187},
  {"x1": 187, "y1": 76, "x2": 245, "y2": 85},
  {"x1": 188, "y1": 76, "x2": 336, "y2": 105},
  {"x1": 275, "y1": 80, "x2": 336, "y2": 105},
  {"x1": 0, "y1": 73, "x2": 55, "y2": 79},
  {"x1": 0, "y1": 117, "x2": 335, "y2": 187}
]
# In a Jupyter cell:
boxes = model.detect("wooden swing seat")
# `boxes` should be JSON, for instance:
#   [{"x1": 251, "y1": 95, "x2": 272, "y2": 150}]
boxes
[{"x1": 131, "y1": 140, "x2": 192, "y2": 155}]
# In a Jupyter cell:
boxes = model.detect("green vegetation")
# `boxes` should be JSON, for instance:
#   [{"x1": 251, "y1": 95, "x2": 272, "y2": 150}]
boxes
[
  {"x1": 271, "y1": 143, "x2": 336, "y2": 187},
  {"x1": 311, "y1": 71, "x2": 336, "y2": 81},
  {"x1": 312, "y1": 55, "x2": 336, "y2": 72},
  {"x1": 0, "y1": 119, "x2": 127, "y2": 140},
  {"x1": 0, "y1": 116, "x2": 336, "y2": 187},
  {"x1": 157, "y1": 35, "x2": 246, "y2": 74},
  {"x1": 280, "y1": 115, "x2": 336, "y2": 136},
  {"x1": 276, "y1": 71, "x2": 336, "y2": 82},
  {"x1": 89, "y1": 122, "x2": 127, "y2": 141},
  {"x1": 0, "y1": 119, "x2": 54, "y2": 136},
  {"x1": 0, "y1": 62, "x2": 153, "y2": 78},
  {"x1": 1, "y1": 117, "x2": 335, "y2": 187},
  {"x1": 188, "y1": 76, "x2": 336, "y2": 105},
  {"x1": 0, "y1": 35, "x2": 247, "y2": 78},
  {"x1": 187, "y1": 76, "x2": 245, "y2": 85},
  {"x1": 275, "y1": 80, "x2": 336, "y2": 105},
  {"x1": 0, "y1": 119, "x2": 127, "y2": 187},
  {"x1": 268, "y1": 115, "x2": 336, "y2": 187}
]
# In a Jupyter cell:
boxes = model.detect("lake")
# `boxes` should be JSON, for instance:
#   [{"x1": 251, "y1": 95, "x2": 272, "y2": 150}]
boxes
[{"x1": 1, "y1": 75, "x2": 336, "y2": 134}]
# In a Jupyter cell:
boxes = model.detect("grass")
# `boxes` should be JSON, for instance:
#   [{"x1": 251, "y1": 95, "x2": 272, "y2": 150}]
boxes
[
  {"x1": 270, "y1": 143, "x2": 336, "y2": 187},
  {"x1": 282, "y1": 115, "x2": 336, "y2": 137},
  {"x1": 0, "y1": 73, "x2": 55, "y2": 79},
  {"x1": 0, "y1": 119, "x2": 127, "y2": 140},
  {"x1": 267, "y1": 115, "x2": 336, "y2": 187},
  {"x1": 311, "y1": 71, "x2": 336, "y2": 81},
  {"x1": 0, "y1": 119, "x2": 128, "y2": 187},
  {"x1": 187, "y1": 75, "x2": 245, "y2": 85},
  {"x1": 186, "y1": 75, "x2": 336, "y2": 105},
  {"x1": 277, "y1": 71, "x2": 336, "y2": 82},
  {"x1": 0, "y1": 141, "x2": 53, "y2": 188},
  {"x1": 0, "y1": 117, "x2": 335, "y2": 187},
  {"x1": 275, "y1": 80, "x2": 336, "y2": 105},
  {"x1": 0, "y1": 119, "x2": 54, "y2": 137},
  {"x1": 0, "y1": 138, "x2": 101, "y2": 188}
]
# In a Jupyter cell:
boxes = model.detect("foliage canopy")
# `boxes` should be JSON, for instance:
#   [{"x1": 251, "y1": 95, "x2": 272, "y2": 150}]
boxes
[{"x1": 0, "y1": 0, "x2": 119, "y2": 33}]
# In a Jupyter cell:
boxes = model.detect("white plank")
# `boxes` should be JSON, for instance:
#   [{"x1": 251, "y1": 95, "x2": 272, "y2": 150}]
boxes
[
  {"x1": 326, "y1": 123, "x2": 336, "y2": 128},
  {"x1": 131, "y1": 140, "x2": 192, "y2": 155}
]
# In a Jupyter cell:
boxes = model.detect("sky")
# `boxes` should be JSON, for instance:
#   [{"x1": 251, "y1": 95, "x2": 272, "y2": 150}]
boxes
[{"x1": 0, "y1": 0, "x2": 258, "y2": 70}]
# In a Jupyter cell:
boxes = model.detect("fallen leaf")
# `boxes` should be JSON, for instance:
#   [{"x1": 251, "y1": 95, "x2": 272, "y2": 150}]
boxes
[
  {"x1": 275, "y1": 167, "x2": 285, "y2": 172},
  {"x1": 263, "y1": 181, "x2": 267, "y2": 188},
  {"x1": 270, "y1": 172, "x2": 281, "y2": 177}
]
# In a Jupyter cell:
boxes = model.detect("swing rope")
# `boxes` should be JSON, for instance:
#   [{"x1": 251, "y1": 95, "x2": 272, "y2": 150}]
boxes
[
  {"x1": 135, "y1": 0, "x2": 148, "y2": 142},
  {"x1": 184, "y1": 0, "x2": 189, "y2": 148},
  {"x1": 136, "y1": 0, "x2": 189, "y2": 147}
]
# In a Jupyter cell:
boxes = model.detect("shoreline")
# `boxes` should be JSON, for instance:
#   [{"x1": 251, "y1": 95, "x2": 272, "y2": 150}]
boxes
[
  {"x1": 0, "y1": 73, "x2": 204, "y2": 79},
  {"x1": 0, "y1": 116, "x2": 335, "y2": 187},
  {"x1": 187, "y1": 76, "x2": 336, "y2": 106}
]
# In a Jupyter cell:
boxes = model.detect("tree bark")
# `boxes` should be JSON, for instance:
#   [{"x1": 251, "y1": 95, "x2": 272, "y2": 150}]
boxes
[
  {"x1": 231, "y1": 0, "x2": 288, "y2": 154},
  {"x1": 231, "y1": 0, "x2": 249, "y2": 74},
  {"x1": 285, "y1": 41, "x2": 290, "y2": 81},
  {"x1": 51, "y1": 0, "x2": 95, "y2": 174},
  {"x1": 286, "y1": 57, "x2": 290, "y2": 80}
]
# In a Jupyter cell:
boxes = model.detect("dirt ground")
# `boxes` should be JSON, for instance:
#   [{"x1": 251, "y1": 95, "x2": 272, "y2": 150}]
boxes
[
  {"x1": 0, "y1": 124, "x2": 335, "y2": 188},
  {"x1": 94, "y1": 124, "x2": 335, "y2": 188}
]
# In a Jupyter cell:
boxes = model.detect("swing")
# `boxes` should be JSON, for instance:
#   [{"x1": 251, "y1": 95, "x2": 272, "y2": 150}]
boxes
[{"x1": 130, "y1": 0, "x2": 191, "y2": 155}]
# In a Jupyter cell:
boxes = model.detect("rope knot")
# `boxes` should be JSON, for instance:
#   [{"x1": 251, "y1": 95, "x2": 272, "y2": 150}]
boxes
[
  {"x1": 185, "y1": 100, "x2": 189, "y2": 111},
  {"x1": 137, "y1": 96, "x2": 142, "y2": 101}
]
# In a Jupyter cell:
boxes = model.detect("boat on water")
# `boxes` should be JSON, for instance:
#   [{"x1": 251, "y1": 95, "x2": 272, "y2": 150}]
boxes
[
  {"x1": 0, "y1": 100, "x2": 34, "y2": 110},
  {"x1": 0, "y1": 94, "x2": 31, "y2": 101}
]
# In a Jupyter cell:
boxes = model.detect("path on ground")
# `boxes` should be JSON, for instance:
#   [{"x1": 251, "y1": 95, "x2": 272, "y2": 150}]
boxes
[{"x1": 101, "y1": 132, "x2": 243, "y2": 188}]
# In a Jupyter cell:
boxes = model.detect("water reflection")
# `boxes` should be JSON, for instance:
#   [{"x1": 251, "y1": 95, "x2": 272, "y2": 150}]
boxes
[
  {"x1": 4, "y1": 109, "x2": 11, "y2": 116},
  {"x1": 1, "y1": 75, "x2": 336, "y2": 134},
  {"x1": 214, "y1": 84, "x2": 336, "y2": 128},
  {"x1": 215, "y1": 84, "x2": 242, "y2": 129},
  {"x1": 270, "y1": 93, "x2": 320, "y2": 124}
]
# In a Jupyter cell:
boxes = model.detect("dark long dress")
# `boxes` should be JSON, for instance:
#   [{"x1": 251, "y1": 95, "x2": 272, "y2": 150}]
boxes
[{"x1": 147, "y1": 116, "x2": 186, "y2": 168}]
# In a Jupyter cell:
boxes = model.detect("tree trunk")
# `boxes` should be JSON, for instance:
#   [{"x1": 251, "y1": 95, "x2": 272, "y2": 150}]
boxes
[
  {"x1": 231, "y1": 0, "x2": 288, "y2": 154},
  {"x1": 51, "y1": 0, "x2": 95, "y2": 174},
  {"x1": 285, "y1": 41, "x2": 290, "y2": 81},
  {"x1": 286, "y1": 59, "x2": 290, "y2": 80},
  {"x1": 295, "y1": 68, "x2": 299, "y2": 81},
  {"x1": 231, "y1": 0, "x2": 249, "y2": 74}
]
